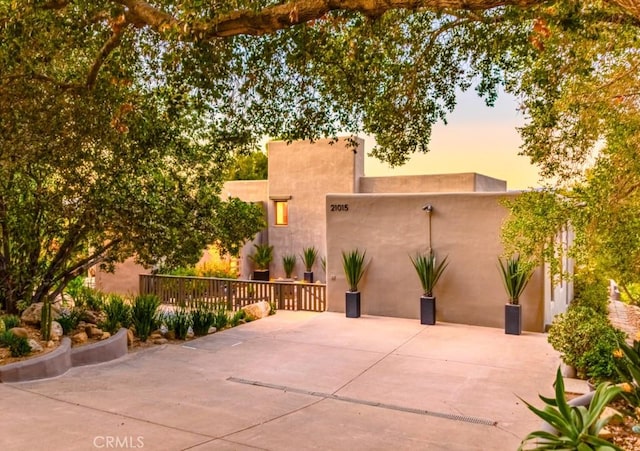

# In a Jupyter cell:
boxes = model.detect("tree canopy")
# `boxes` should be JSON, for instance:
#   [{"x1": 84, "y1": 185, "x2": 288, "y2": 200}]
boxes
[{"x1": 3, "y1": 0, "x2": 640, "y2": 308}]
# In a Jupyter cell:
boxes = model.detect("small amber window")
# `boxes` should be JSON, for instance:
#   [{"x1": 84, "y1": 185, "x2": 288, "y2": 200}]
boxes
[{"x1": 275, "y1": 201, "x2": 288, "y2": 226}]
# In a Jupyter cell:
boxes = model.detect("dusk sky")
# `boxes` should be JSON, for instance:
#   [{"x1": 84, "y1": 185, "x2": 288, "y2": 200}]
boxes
[{"x1": 364, "y1": 89, "x2": 542, "y2": 190}]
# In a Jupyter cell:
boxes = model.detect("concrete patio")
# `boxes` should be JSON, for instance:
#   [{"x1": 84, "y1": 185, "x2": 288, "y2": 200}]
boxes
[{"x1": 0, "y1": 311, "x2": 560, "y2": 450}]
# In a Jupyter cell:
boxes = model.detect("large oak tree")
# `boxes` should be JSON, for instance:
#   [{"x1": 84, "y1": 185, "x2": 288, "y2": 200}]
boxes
[{"x1": 2, "y1": 0, "x2": 640, "y2": 309}]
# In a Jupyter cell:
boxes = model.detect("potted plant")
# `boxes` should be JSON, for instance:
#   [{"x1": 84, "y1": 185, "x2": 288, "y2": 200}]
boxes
[
  {"x1": 498, "y1": 255, "x2": 533, "y2": 335},
  {"x1": 341, "y1": 249, "x2": 368, "y2": 318},
  {"x1": 410, "y1": 250, "x2": 449, "y2": 325},
  {"x1": 282, "y1": 254, "x2": 296, "y2": 280},
  {"x1": 249, "y1": 243, "x2": 274, "y2": 281},
  {"x1": 301, "y1": 246, "x2": 318, "y2": 283}
]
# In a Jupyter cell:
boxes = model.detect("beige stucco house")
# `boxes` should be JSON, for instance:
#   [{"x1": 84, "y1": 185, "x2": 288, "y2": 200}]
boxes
[{"x1": 97, "y1": 137, "x2": 572, "y2": 332}]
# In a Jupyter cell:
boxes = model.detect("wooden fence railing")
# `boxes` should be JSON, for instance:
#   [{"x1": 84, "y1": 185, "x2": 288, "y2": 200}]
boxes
[{"x1": 139, "y1": 274, "x2": 326, "y2": 312}]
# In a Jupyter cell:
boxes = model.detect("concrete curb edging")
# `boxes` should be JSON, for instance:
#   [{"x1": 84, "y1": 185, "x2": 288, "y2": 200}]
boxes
[{"x1": 0, "y1": 328, "x2": 128, "y2": 383}]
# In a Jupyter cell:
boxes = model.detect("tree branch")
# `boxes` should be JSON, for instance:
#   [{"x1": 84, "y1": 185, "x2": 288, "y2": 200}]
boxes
[
  {"x1": 86, "y1": 24, "x2": 129, "y2": 89},
  {"x1": 112, "y1": 0, "x2": 542, "y2": 40}
]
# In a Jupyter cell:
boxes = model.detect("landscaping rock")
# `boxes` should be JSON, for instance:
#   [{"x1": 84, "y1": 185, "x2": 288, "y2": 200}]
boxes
[
  {"x1": 153, "y1": 338, "x2": 168, "y2": 345},
  {"x1": 46, "y1": 340, "x2": 55, "y2": 348},
  {"x1": 50, "y1": 321, "x2": 63, "y2": 339},
  {"x1": 72, "y1": 331, "x2": 88, "y2": 344},
  {"x1": 166, "y1": 331, "x2": 176, "y2": 340},
  {"x1": 599, "y1": 427, "x2": 613, "y2": 440},
  {"x1": 601, "y1": 407, "x2": 623, "y2": 425},
  {"x1": 126, "y1": 329, "x2": 134, "y2": 346},
  {"x1": 87, "y1": 327, "x2": 103, "y2": 339},
  {"x1": 101, "y1": 332, "x2": 111, "y2": 340},
  {"x1": 9, "y1": 327, "x2": 29, "y2": 339},
  {"x1": 186, "y1": 330, "x2": 194, "y2": 339},
  {"x1": 241, "y1": 301, "x2": 271, "y2": 321},
  {"x1": 208, "y1": 326, "x2": 216, "y2": 334},
  {"x1": 28, "y1": 339, "x2": 43, "y2": 352},
  {"x1": 21, "y1": 302, "x2": 60, "y2": 326},
  {"x1": 81, "y1": 310, "x2": 101, "y2": 325},
  {"x1": 149, "y1": 332, "x2": 163, "y2": 340}
]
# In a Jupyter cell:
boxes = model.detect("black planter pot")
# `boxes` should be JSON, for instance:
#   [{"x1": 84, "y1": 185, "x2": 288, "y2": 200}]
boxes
[
  {"x1": 505, "y1": 303, "x2": 522, "y2": 335},
  {"x1": 304, "y1": 271, "x2": 314, "y2": 283},
  {"x1": 253, "y1": 270, "x2": 270, "y2": 281},
  {"x1": 346, "y1": 291, "x2": 361, "y2": 318},
  {"x1": 420, "y1": 296, "x2": 436, "y2": 325}
]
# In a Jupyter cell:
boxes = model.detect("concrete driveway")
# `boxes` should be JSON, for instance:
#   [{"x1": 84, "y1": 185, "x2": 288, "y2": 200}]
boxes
[{"x1": 0, "y1": 311, "x2": 559, "y2": 451}]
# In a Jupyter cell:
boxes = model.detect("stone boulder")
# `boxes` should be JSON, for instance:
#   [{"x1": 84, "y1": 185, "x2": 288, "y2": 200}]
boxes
[
  {"x1": 241, "y1": 301, "x2": 271, "y2": 321},
  {"x1": 20, "y1": 302, "x2": 60, "y2": 326},
  {"x1": 28, "y1": 339, "x2": 43, "y2": 352},
  {"x1": 50, "y1": 321, "x2": 64, "y2": 339},
  {"x1": 126, "y1": 329, "x2": 134, "y2": 346},
  {"x1": 86, "y1": 326, "x2": 103, "y2": 339},
  {"x1": 101, "y1": 332, "x2": 111, "y2": 340},
  {"x1": 80, "y1": 310, "x2": 103, "y2": 325},
  {"x1": 72, "y1": 331, "x2": 88, "y2": 344},
  {"x1": 9, "y1": 327, "x2": 29, "y2": 339},
  {"x1": 51, "y1": 294, "x2": 75, "y2": 309}
]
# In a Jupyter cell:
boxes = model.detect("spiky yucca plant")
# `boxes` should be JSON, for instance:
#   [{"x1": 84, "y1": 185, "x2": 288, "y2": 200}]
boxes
[
  {"x1": 341, "y1": 249, "x2": 368, "y2": 292},
  {"x1": 410, "y1": 251, "x2": 449, "y2": 297},
  {"x1": 301, "y1": 246, "x2": 318, "y2": 272},
  {"x1": 282, "y1": 254, "x2": 296, "y2": 278},
  {"x1": 498, "y1": 255, "x2": 533, "y2": 305}
]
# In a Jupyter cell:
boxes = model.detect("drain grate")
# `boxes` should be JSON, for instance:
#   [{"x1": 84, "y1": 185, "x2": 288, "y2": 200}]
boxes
[{"x1": 227, "y1": 377, "x2": 497, "y2": 427}]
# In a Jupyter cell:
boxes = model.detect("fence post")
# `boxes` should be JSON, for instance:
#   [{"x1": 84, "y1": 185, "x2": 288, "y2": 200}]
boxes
[{"x1": 226, "y1": 281, "x2": 233, "y2": 311}]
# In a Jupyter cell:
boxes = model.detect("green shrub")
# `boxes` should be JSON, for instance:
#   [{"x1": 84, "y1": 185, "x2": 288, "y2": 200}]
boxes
[
  {"x1": 620, "y1": 282, "x2": 640, "y2": 305},
  {"x1": 572, "y1": 272, "x2": 609, "y2": 315},
  {"x1": 4, "y1": 333, "x2": 31, "y2": 357},
  {"x1": 131, "y1": 294, "x2": 160, "y2": 342},
  {"x1": 56, "y1": 308, "x2": 82, "y2": 335},
  {"x1": 548, "y1": 306, "x2": 626, "y2": 382},
  {"x1": 172, "y1": 308, "x2": 192, "y2": 340},
  {"x1": 191, "y1": 303, "x2": 215, "y2": 336},
  {"x1": 0, "y1": 330, "x2": 14, "y2": 347},
  {"x1": 64, "y1": 276, "x2": 86, "y2": 300},
  {"x1": 73, "y1": 286, "x2": 106, "y2": 311},
  {"x1": 229, "y1": 309, "x2": 246, "y2": 327},
  {"x1": 2, "y1": 314, "x2": 21, "y2": 329},
  {"x1": 213, "y1": 308, "x2": 228, "y2": 330},
  {"x1": 101, "y1": 295, "x2": 132, "y2": 334}
]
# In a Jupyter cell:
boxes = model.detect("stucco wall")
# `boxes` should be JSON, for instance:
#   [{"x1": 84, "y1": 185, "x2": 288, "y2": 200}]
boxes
[
  {"x1": 359, "y1": 173, "x2": 506, "y2": 194},
  {"x1": 95, "y1": 258, "x2": 150, "y2": 296},
  {"x1": 474, "y1": 174, "x2": 508, "y2": 192},
  {"x1": 265, "y1": 138, "x2": 364, "y2": 281},
  {"x1": 325, "y1": 192, "x2": 545, "y2": 332}
]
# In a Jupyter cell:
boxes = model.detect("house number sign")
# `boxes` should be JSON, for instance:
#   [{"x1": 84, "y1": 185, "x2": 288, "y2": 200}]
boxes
[{"x1": 330, "y1": 204, "x2": 349, "y2": 212}]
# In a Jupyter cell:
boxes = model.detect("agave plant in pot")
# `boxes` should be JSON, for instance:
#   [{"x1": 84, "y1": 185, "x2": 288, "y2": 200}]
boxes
[
  {"x1": 282, "y1": 254, "x2": 297, "y2": 280},
  {"x1": 341, "y1": 249, "x2": 368, "y2": 318},
  {"x1": 249, "y1": 243, "x2": 274, "y2": 281},
  {"x1": 410, "y1": 250, "x2": 449, "y2": 325},
  {"x1": 301, "y1": 246, "x2": 318, "y2": 283},
  {"x1": 498, "y1": 255, "x2": 533, "y2": 335}
]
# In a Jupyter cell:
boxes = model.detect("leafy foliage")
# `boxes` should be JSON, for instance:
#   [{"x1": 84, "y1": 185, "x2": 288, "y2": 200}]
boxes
[
  {"x1": 249, "y1": 244, "x2": 274, "y2": 270},
  {"x1": 282, "y1": 254, "x2": 297, "y2": 278},
  {"x1": 56, "y1": 308, "x2": 83, "y2": 335},
  {"x1": 2, "y1": 315, "x2": 21, "y2": 330},
  {"x1": 213, "y1": 308, "x2": 229, "y2": 330},
  {"x1": 572, "y1": 271, "x2": 610, "y2": 315},
  {"x1": 498, "y1": 255, "x2": 534, "y2": 305},
  {"x1": 170, "y1": 308, "x2": 192, "y2": 340},
  {"x1": 613, "y1": 335, "x2": 640, "y2": 409},
  {"x1": 191, "y1": 303, "x2": 215, "y2": 336},
  {"x1": 229, "y1": 310, "x2": 246, "y2": 328},
  {"x1": 131, "y1": 295, "x2": 160, "y2": 342},
  {"x1": 518, "y1": 368, "x2": 622, "y2": 451},
  {"x1": 301, "y1": 247, "x2": 318, "y2": 272},
  {"x1": 226, "y1": 151, "x2": 268, "y2": 181},
  {"x1": 7, "y1": 334, "x2": 32, "y2": 358},
  {"x1": 341, "y1": 249, "x2": 368, "y2": 292},
  {"x1": 101, "y1": 295, "x2": 133, "y2": 335},
  {"x1": 410, "y1": 251, "x2": 449, "y2": 297},
  {"x1": 548, "y1": 306, "x2": 626, "y2": 382}
]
